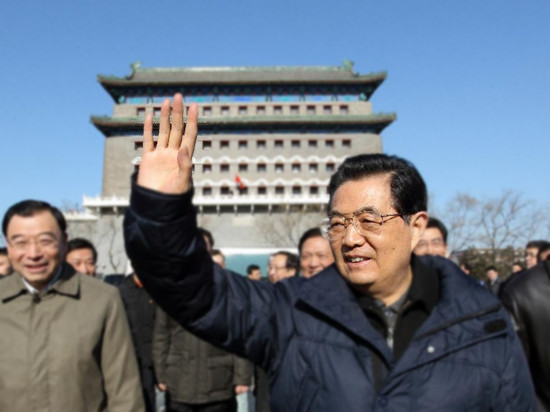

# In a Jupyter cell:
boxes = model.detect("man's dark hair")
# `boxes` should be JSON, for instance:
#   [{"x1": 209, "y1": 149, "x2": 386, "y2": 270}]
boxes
[
  {"x1": 526, "y1": 240, "x2": 550, "y2": 250},
  {"x1": 198, "y1": 227, "x2": 214, "y2": 249},
  {"x1": 427, "y1": 217, "x2": 448, "y2": 243},
  {"x1": 247, "y1": 264, "x2": 260, "y2": 275},
  {"x1": 512, "y1": 261, "x2": 525, "y2": 270},
  {"x1": 485, "y1": 265, "x2": 498, "y2": 273},
  {"x1": 537, "y1": 243, "x2": 550, "y2": 262},
  {"x1": 273, "y1": 251, "x2": 299, "y2": 274},
  {"x1": 2, "y1": 200, "x2": 66, "y2": 236},
  {"x1": 0, "y1": 247, "x2": 7, "y2": 256},
  {"x1": 328, "y1": 154, "x2": 427, "y2": 223},
  {"x1": 298, "y1": 227, "x2": 324, "y2": 254},
  {"x1": 67, "y1": 238, "x2": 98, "y2": 263}
]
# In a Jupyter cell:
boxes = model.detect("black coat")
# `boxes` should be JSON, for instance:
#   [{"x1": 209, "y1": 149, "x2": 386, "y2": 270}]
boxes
[
  {"x1": 502, "y1": 260, "x2": 550, "y2": 411},
  {"x1": 119, "y1": 275, "x2": 157, "y2": 369}
]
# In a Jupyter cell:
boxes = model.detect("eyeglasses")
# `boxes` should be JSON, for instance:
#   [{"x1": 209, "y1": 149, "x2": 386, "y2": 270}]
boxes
[
  {"x1": 326, "y1": 209, "x2": 404, "y2": 240},
  {"x1": 8, "y1": 236, "x2": 59, "y2": 252}
]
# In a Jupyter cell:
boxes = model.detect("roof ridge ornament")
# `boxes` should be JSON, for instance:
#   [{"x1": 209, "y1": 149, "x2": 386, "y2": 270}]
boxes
[
  {"x1": 342, "y1": 59, "x2": 354, "y2": 72},
  {"x1": 128, "y1": 61, "x2": 142, "y2": 79}
]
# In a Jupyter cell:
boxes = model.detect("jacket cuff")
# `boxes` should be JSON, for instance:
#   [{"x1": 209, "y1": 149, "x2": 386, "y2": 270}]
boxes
[{"x1": 130, "y1": 174, "x2": 194, "y2": 223}]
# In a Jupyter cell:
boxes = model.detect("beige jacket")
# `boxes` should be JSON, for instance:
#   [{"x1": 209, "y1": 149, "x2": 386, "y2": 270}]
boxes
[{"x1": 0, "y1": 264, "x2": 145, "y2": 412}]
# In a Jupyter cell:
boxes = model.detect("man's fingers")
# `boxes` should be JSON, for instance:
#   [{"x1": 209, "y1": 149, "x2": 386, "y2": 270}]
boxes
[
  {"x1": 143, "y1": 113, "x2": 154, "y2": 153},
  {"x1": 168, "y1": 94, "x2": 184, "y2": 149},
  {"x1": 157, "y1": 98, "x2": 171, "y2": 148},
  {"x1": 183, "y1": 103, "x2": 199, "y2": 159}
]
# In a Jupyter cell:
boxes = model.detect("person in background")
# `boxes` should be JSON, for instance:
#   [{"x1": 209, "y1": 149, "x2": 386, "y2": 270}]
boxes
[
  {"x1": 511, "y1": 261, "x2": 524, "y2": 275},
  {"x1": 212, "y1": 249, "x2": 226, "y2": 268},
  {"x1": 247, "y1": 264, "x2": 262, "y2": 281},
  {"x1": 413, "y1": 217, "x2": 448, "y2": 257},
  {"x1": 1, "y1": 199, "x2": 144, "y2": 411},
  {"x1": 0, "y1": 247, "x2": 12, "y2": 277},
  {"x1": 119, "y1": 266, "x2": 157, "y2": 412},
  {"x1": 502, "y1": 255, "x2": 550, "y2": 411},
  {"x1": 524, "y1": 240, "x2": 550, "y2": 270},
  {"x1": 485, "y1": 266, "x2": 502, "y2": 295},
  {"x1": 267, "y1": 251, "x2": 299, "y2": 283},
  {"x1": 298, "y1": 228, "x2": 334, "y2": 278},
  {"x1": 66, "y1": 237, "x2": 97, "y2": 277}
]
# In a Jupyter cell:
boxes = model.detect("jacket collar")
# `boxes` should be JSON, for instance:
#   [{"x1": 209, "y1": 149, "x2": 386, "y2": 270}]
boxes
[
  {"x1": 1, "y1": 264, "x2": 80, "y2": 303},
  {"x1": 296, "y1": 264, "x2": 394, "y2": 363},
  {"x1": 295, "y1": 256, "x2": 507, "y2": 374}
]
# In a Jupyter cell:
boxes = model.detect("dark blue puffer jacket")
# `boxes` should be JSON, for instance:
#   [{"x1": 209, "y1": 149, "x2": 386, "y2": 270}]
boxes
[{"x1": 124, "y1": 183, "x2": 536, "y2": 412}]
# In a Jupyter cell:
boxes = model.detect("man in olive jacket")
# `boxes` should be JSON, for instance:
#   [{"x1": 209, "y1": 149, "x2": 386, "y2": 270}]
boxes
[
  {"x1": 0, "y1": 200, "x2": 144, "y2": 412},
  {"x1": 154, "y1": 307, "x2": 253, "y2": 411}
]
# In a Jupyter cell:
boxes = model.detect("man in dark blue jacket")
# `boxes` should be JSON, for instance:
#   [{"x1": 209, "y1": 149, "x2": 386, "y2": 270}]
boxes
[{"x1": 124, "y1": 94, "x2": 536, "y2": 411}]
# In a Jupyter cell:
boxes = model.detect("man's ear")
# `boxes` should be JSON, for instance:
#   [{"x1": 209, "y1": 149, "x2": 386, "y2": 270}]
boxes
[{"x1": 409, "y1": 212, "x2": 428, "y2": 251}]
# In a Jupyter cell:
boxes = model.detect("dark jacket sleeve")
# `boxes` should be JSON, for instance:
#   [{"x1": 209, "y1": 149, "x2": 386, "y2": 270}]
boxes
[{"x1": 124, "y1": 180, "x2": 292, "y2": 371}]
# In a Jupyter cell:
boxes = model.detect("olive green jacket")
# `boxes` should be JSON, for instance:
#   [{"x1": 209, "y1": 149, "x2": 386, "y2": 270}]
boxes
[
  {"x1": 0, "y1": 264, "x2": 145, "y2": 412},
  {"x1": 153, "y1": 307, "x2": 253, "y2": 404}
]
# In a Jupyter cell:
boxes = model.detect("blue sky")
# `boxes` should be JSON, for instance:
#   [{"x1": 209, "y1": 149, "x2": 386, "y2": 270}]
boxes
[{"x1": 1, "y1": 0, "x2": 549, "y2": 228}]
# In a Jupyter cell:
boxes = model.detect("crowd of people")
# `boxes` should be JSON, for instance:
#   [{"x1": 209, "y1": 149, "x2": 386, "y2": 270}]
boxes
[{"x1": 1, "y1": 93, "x2": 548, "y2": 411}]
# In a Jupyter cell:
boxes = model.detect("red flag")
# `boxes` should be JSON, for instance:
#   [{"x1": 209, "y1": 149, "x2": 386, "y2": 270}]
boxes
[{"x1": 235, "y1": 174, "x2": 245, "y2": 190}]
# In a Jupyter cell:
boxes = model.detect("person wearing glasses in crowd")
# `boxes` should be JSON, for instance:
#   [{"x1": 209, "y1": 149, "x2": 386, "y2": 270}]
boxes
[
  {"x1": 268, "y1": 251, "x2": 298, "y2": 283},
  {"x1": 124, "y1": 94, "x2": 535, "y2": 411},
  {"x1": 413, "y1": 217, "x2": 448, "y2": 257},
  {"x1": 298, "y1": 228, "x2": 334, "y2": 278}
]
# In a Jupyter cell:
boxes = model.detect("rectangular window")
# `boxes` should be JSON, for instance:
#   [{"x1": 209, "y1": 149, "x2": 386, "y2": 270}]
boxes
[
  {"x1": 275, "y1": 186, "x2": 284, "y2": 195},
  {"x1": 203, "y1": 107, "x2": 212, "y2": 117},
  {"x1": 257, "y1": 163, "x2": 266, "y2": 173},
  {"x1": 326, "y1": 163, "x2": 335, "y2": 172},
  {"x1": 274, "y1": 140, "x2": 284, "y2": 148},
  {"x1": 137, "y1": 108, "x2": 146, "y2": 117},
  {"x1": 309, "y1": 163, "x2": 318, "y2": 173},
  {"x1": 309, "y1": 186, "x2": 319, "y2": 195},
  {"x1": 239, "y1": 163, "x2": 248, "y2": 172},
  {"x1": 258, "y1": 186, "x2": 267, "y2": 195},
  {"x1": 220, "y1": 140, "x2": 229, "y2": 149},
  {"x1": 323, "y1": 105, "x2": 332, "y2": 115},
  {"x1": 274, "y1": 106, "x2": 283, "y2": 115},
  {"x1": 342, "y1": 139, "x2": 352, "y2": 148},
  {"x1": 325, "y1": 140, "x2": 334, "y2": 148},
  {"x1": 307, "y1": 106, "x2": 315, "y2": 115},
  {"x1": 220, "y1": 164, "x2": 230, "y2": 173},
  {"x1": 275, "y1": 163, "x2": 284, "y2": 173},
  {"x1": 203, "y1": 164, "x2": 212, "y2": 173},
  {"x1": 308, "y1": 140, "x2": 318, "y2": 148},
  {"x1": 292, "y1": 163, "x2": 301, "y2": 173},
  {"x1": 257, "y1": 140, "x2": 266, "y2": 149},
  {"x1": 291, "y1": 140, "x2": 300, "y2": 148},
  {"x1": 154, "y1": 107, "x2": 161, "y2": 116},
  {"x1": 221, "y1": 186, "x2": 231, "y2": 195},
  {"x1": 203, "y1": 140, "x2": 212, "y2": 150},
  {"x1": 239, "y1": 187, "x2": 248, "y2": 195},
  {"x1": 290, "y1": 105, "x2": 299, "y2": 115},
  {"x1": 203, "y1": 187, "x2": 212, "y2": 196},
  {"x1": 339, "y1": 105, "x2": 349, "y2": 114},
  {"x1": 221, "y1": 106, "x2": 230, "y2": 116},
  {"x1": 239, "y1": 106, "x2": 248, "y2": 116},
  {"x1": 292, "y1": 186, "x2": 302, "y2": 195},
  {"x1": 239, "y1": 140, "x2": 248, "y2": 149},
  {"x1": 257, "y1": 106, "x2": 266, "y2": 115}
]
